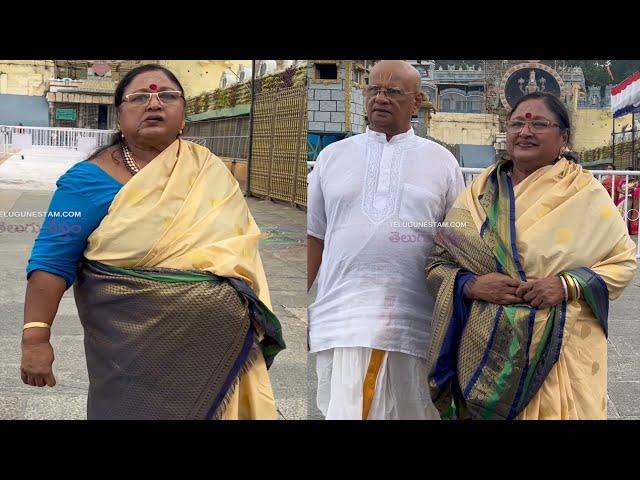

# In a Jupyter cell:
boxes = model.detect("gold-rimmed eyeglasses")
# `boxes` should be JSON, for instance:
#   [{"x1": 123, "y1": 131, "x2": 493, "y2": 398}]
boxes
[
  {"x1": 122, "y1": 90, "x2": 183, "y2": 106},
  {"x1": 364, "y1": 85, "x2": 418, "y2": 99},
  {"x1": 506, "y1": 119, "x2": 561, "y2": 134}
]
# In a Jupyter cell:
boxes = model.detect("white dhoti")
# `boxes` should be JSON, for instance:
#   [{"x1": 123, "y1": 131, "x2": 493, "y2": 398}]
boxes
[{"x1": 316, "y1": 347, "x2": 440, "y2": 420}]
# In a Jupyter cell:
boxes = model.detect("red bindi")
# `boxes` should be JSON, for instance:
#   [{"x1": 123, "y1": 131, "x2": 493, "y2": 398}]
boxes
[
  {"x1": 149, "y1": 83, "x2": 158, "y2": 91},
  {"x1": 525, "y1": 112, "x2": 532, "y2": 119}
]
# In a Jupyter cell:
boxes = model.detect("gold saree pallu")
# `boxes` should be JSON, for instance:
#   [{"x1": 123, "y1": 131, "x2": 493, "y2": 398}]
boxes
[
  {"x1": 73, "y1": 139, "x2": 286, "y2": 419},
  {"x1": 426, "y1": 206, "x2": 560, "y2": 420},
  {"x1": 426, "y1": 161, "x2": 616, "y2": 420}
]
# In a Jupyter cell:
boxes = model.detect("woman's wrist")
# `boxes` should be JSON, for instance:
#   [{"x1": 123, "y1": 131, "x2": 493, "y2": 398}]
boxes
[
  {"x1": 21, "y1": 325, "x2": 51, "y2": 344},
  {"x1": 462, "y1": 274, "x2": 478, "y2": 299}
]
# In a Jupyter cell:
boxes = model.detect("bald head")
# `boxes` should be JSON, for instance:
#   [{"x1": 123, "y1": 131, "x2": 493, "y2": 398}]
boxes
[
  {"x1": 365, "y1": 60, "x2": 423, "y2": 139},
  {"x1": 369, "y1": 60, "x2": 421, "y2": 92}
]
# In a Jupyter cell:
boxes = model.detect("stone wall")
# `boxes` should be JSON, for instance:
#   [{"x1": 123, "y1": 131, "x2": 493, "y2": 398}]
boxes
[
  {"x1": 0, "y1": 60, "x2": 55, "y2": 96},
  {"x1": 308, "y1": 61, "x2": 366, "y2": 134},
  {"x1": 571, "y1": 109, "x2": 634, "y2": 152},
  {"x1": 429, "y1": 112, "x2": 501, "y2": 146}
]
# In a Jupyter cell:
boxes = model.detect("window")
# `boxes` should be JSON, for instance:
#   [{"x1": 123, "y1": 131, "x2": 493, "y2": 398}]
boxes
[
  {"x1": 314, "y1": 62, "x2": 338, "y2": 81},
  {"x1": 468, "y1": 93, "x2": 485, "y2": 113},
  {"x1": 470, "y1": 99, "x2": 483, "y2": 113},
  {"x1": 353, "y1": 63, "x2": 366, "y2": 86},
  {"x1": 440, "y1": 88, "x2": 467, "y2": 113},
  {"x1": 0, "y1": 73, "x2": 7, "y2": 94}
]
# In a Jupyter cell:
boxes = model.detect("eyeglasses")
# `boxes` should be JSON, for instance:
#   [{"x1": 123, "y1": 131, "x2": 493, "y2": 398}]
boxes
[
  {"x1": 506, "y1": 119, "x2": 561, "y2": 133},
  {"x1": 364, "y1": 85, "x2": 418, "y2": 99},
  {"x1": 122, "y1": 90, "x2": 183, "y2": 106}
]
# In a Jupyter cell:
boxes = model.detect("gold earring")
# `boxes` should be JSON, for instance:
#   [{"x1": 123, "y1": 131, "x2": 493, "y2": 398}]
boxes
[{"x1": 557, "y1": 146, "x2": 566, "y2": 162}]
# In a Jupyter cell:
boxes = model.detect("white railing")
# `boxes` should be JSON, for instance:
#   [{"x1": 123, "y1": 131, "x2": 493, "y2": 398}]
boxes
[
  {"x1": 460, "y1": 167, "x2": 484, "y2": 185},
  {"x1": 306, "y1": 162, "x2": 640, "y2": 258},
  {"x1": 460, "y1": 167, "x2": 640, "y2": 258},
  {"x1": 0, "y1": 125, "x2": 249, "y2": 161},
  {"x1": 589, "y1": 169, "x2": 640, "y2": 258},
  {"x1": 0, "y1": 124, "x2": 115, "y2": 154}
]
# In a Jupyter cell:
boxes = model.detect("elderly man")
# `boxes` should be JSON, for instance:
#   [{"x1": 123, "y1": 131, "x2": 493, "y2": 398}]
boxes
[{"x1": 307, "y1": 60, "x2": 466, "y2": 420}]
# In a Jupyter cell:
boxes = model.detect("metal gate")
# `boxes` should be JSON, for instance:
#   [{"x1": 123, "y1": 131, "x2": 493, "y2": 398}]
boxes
[
  {"x1": 0, "y1": 124, "x2": 114, "y2": 154},
  {"x1": 249, "y1": 83, "x2": 308, "y2": 207}
]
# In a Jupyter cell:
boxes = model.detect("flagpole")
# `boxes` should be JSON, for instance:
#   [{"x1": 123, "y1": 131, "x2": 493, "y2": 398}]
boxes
[
  {"x1": 609, "y1": 62, "x2": 616, "y2": 165},
  {"x1": 612, "y1": 116, "x2": 616, "y2": 166},
  {"x1": 633, "y1": 111, "x2": 636, "y2": 170}
]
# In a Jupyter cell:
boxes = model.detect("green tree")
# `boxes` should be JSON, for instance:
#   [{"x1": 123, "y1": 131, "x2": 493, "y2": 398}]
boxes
[
  {"x1": 610, "y1": 60, "x2": 640, "y2": 83},
  {"x1": 566, "y1": 60, "x2": 640, "y2": 86},
  {"x1": 566, "y1": 60, "x2": 611, "y2": 86}
]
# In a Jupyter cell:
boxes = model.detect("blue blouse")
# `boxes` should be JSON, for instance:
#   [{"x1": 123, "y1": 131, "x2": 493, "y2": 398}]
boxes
[{"x1": 26, "y1": 162, "x2": 123, "y2": 289}]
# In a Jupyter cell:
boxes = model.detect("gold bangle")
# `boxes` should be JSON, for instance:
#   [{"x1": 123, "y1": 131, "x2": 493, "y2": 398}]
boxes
[
  {"x1": 564, "y1": 275, "x2": 575, "y2": 301},
  {"x1": 558, "y1": 275, "x2": 568, "y2": 302},
  {"x1": 571, "y1": 276, "x2": 582, "y2": 300},
  {"x1": 560, "y1": 273, "x2": 573, "y2": 301},
  {"x1": 565, "y1": 274, "x2": 578, "y2": 301},
  {"x1": 23, "y1": 322, "x2": 51, "y2": 331}
]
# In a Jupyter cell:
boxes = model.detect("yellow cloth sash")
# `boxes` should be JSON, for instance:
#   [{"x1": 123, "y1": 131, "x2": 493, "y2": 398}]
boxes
[
  {"x1": 463, "y1": 159, "x2": 637, "y2": 419},
  {"x1": 84, "y1": 138, "x2": 271, "y2": 309},
  {"x1": 84, "y1": 139, "x2": 277, "y2": 419}
]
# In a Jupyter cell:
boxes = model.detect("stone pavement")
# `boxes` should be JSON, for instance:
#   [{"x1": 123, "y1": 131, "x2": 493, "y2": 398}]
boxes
[
  {"x1": 606, "y1": 262, "x2": 640, "y2": 419},
  {"x1": 0, "y1": 188, "x2": 306, "y2": 420}
]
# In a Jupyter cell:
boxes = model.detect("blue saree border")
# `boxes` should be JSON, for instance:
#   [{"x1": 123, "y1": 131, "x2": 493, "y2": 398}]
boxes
[
  {"x1": 505, "y1": 174, "x2": 526, "y2": 281},
  {"x1": 507, "y1": 307, "x2": 536, "y2": 419},
  {"x1": 464, "y1": 305, "x2": 504, "y2": 398},
  {"x1": 206, "y1": 327, "x2": 254, "y2": 420}
]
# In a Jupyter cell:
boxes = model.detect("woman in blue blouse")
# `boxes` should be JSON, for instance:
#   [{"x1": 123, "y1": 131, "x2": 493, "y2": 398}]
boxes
[{"x1": 20, "y1": 64, "x2": 284, "y2": 419}]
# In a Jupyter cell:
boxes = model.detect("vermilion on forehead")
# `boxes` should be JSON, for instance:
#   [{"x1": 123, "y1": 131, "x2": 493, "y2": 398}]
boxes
[
  {"x1": 125, "y1": 72, "x2": 178, "y2": 93},
  {"x1": 511, "y1": 100, "x2": 553, "y2": 118}
]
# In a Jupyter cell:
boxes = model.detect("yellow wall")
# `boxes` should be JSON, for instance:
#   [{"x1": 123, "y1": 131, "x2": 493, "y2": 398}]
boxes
[
  {"x1": 159, "y1": 60, "x2": 251, "y2": 98},
  {"x1": 0, "y1": 60, "x2": 55, "y2": 96},
  {"x1": 428, "y1": 109, "x2": 635, "y2": 152},
  {"x1": 430, "y1": 112, "x2": 501, "y2": 145},
  {"x1": 571, "y1": 108, "x2": 634, "y2": 152}
]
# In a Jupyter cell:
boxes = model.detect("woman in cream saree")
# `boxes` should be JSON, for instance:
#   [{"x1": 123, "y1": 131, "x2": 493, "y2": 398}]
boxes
[
  {"x1": 74, "y1": 138, "x2": 284, "y2": 419},
  {"x1": 426, "y1": 93, "x2": 637, "y2": 420},
  {"x1": 22, "y1": 64, "x2": 284, "y2": 419}
]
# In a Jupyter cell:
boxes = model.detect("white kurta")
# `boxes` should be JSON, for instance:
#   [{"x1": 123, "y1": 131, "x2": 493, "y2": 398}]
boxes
[{"x1": 308, "y1": 127, "x2": 465, "y2": 359}]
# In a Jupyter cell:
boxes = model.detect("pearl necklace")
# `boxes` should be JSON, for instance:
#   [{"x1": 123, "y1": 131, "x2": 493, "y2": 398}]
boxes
[{"x1": 121, "y1": 143, "x2": 140, "y2": 175}]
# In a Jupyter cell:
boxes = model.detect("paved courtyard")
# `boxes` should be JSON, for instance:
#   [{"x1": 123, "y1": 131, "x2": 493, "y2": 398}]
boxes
[{"x1": 0, "y1": 150, "x2": 306, "y2": 419}]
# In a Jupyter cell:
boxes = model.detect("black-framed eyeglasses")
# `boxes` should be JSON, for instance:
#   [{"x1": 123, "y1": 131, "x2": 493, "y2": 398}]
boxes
[
  {"x1": 123, "y1": 90, "x2": 183, "y2": 106},
  {"x1": 506, "y1": 119, "x2": 561, "y2": 133},
  {"x1": 364, "y1": 85, "x2": 418, "y2": 99}
]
